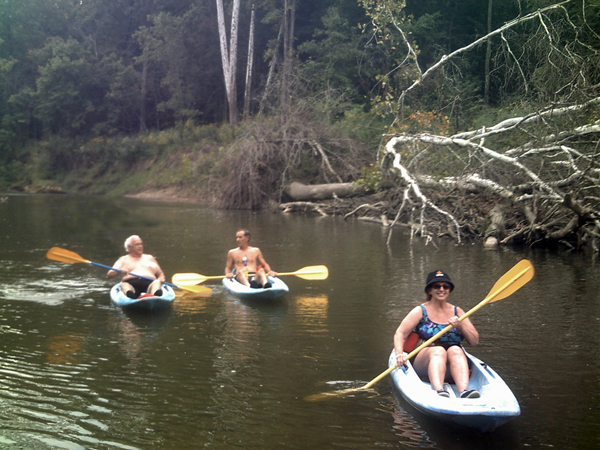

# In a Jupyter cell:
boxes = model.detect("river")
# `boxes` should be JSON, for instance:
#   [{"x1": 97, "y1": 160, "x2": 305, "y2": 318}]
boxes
[{"x1": 0, "y1": 194, "x2": 598, "y2": 449}]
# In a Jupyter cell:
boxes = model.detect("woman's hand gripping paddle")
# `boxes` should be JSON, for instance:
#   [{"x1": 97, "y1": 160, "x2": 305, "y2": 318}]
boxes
[
  {"x1": 305, "y1": 259, "x2": 534, "y2": 401},
  {"x1": 46, "y1": 247, "x2": 212, "y2": 294}
]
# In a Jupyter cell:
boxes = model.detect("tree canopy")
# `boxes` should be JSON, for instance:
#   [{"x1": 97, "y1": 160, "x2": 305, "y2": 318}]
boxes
[{"x1": 1, "y1": 1, "x2": 595, "y2": 140}]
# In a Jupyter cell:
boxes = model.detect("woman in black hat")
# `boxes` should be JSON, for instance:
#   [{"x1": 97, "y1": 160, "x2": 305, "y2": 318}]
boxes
[{"x1": 393, "y1": 270, "x2": 480, "y2": 398}]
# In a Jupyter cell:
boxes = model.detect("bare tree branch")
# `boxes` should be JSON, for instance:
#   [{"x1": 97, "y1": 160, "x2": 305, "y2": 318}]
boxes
[{"x1": 395, "y1": 0, "x2": 572, "y2": 107}]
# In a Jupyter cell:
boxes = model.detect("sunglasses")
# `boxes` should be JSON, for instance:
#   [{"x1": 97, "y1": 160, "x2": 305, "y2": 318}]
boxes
[{"x1": 431, "y1": 283, "x2": 451, "y2": 290}]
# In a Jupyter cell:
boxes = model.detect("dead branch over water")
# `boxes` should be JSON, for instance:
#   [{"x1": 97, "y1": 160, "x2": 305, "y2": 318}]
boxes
[{"x1": 279, "y1": 99, "x2": 600, "y2": 252}]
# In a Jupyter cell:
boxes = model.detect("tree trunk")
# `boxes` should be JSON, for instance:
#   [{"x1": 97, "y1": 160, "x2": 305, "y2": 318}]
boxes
[
  {"x1": 484, "y1": 0, "x2": 492, "y2": 104},
  {"x1": 243, "y1": 5, "x2": 255, "y2": 120},
  {"x1": 139, "y1": 0, "x2": 154, "y2": 133},
  {"x1": 284, "y1": 182, "x2": 365, "y2": 201},
  {"x1": 258, "y1": 21, "x2": 283, "y2": 115},
  {"x1": 140, "y1": 58, "x2": 148, "y2": 133},
  {"x1": 216, "y1": 0, "x2": 240, "y2": 125},
  {"x1": 281, "y1": 0, "x2": 295, "y2": 115}
]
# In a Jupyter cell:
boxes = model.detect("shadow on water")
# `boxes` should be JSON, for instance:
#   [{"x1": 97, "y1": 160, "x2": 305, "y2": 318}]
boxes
[
  {"x1": 388, "y1": 386, "x2": 522, "y2": 450},
  {"x1": 218, "y1": 285, "x2": 291, "y2": 313},
  {"x1": 238, "y1": 296, "x2": 290, "y2": 313},
  {"x1": 117, "y1": 305, "x2": 174, "y2": 330}
]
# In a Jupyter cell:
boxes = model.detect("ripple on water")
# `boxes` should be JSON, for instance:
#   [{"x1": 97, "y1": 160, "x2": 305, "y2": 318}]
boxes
[
  {"x1": 0, "y1": 350, "x2": 135, "y2": 449},
  {"x1": 0, "y1": 261, "x2": 109, "y2": 305}
]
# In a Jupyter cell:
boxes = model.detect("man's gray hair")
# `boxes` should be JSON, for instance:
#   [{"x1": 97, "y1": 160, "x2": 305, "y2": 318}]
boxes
[{"x1": 124, "y1": 235, "x2": 141, "y2": 251}]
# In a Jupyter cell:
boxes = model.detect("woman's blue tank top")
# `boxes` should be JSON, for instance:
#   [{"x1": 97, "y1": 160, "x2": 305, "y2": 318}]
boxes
[{"x1": 415, "y1": 304, "x2": 464, "y2": 345}]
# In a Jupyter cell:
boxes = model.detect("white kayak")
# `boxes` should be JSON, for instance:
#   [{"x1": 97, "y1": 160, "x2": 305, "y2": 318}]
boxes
[
  {"x1": 222, "y1": 276, "x2": 289, "y2": 300},
  {"x1": 388, "y1": 349, "x2": 520, "y2": 433},
  {"x1": 110, "y1": 283, "x2": 175, "y2": 311}
]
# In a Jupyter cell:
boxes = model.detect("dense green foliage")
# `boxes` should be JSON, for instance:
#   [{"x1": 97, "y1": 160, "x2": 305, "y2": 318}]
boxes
[{"x1": 0, "y1": 0, "x2": 598, "y2": 195}]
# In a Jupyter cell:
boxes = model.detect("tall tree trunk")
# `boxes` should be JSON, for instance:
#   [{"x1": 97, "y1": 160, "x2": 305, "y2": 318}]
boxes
[
  {"x1": 140, "y1": 58, "x2": 148, "y2": 133},
  {"x1": 484, "y1": 0, "x2": 493, "y2": 104},
  {"x1": 243, "y1": 5, "x2": 255, "y2": 120},
  {"x1": 280, "y1": 0, "x2": 295, "y2": 115},
  {"x1": 258, "y1": 21, "x2": 283, "y2": 116},
  {"x1": 139, "y1": 0, "x2": 154, "y2": 133},
  {"x1": 216, "y1": 0, "x2": 240, "y2": 125}
]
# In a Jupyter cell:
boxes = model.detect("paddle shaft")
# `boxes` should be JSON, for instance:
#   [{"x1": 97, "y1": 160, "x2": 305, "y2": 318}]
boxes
[
  {"x1": 206, "y1": 271, "x2": 315, "y2": 280},
  {"x1": 361, "y1": 260, "x2": 534, "y2": 390},
  {"x1": 173, "y1": 265, "x2": 328, "y2": 285},
  {"x1": 96, "y1": 262, "x2": 210, "y2": 294},
  {"x1": 94, "y1": 261, "x2": 177, "y2": 289},
  {"x1": 278, "y1": 270, "x2": 319, "y2": 277},
  {"x1": 46, "y1": 247, "x2": 210, "y2": 293}
]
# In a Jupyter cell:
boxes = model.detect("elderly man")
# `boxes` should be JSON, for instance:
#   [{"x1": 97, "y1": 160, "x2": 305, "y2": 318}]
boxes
[
  {"x1": 107, "y1": 235, "x2": 165, "y2": 298},
  {"x1": 225, "y1": 229, "x2": 276, "y2": 288}
]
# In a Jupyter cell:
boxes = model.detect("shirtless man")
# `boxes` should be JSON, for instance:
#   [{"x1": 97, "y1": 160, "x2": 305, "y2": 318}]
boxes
[
  {"x1": 225, "y1": 229, "x2": 276, "y2": 288},
  {"x1": 107, "y1": 235, "x2": 165, "y2": 298}
]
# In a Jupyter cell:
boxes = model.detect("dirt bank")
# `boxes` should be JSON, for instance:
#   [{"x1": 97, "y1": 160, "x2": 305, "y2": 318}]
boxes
[{"x1": 125, "y1": 187, "x2": 214, "y2": 205}]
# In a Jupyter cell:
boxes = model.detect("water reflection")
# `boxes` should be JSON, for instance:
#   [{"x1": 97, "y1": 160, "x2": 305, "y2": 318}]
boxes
[
  {"x1": 387, "y1": 391, "x2": 523, "y2": 449},
  {"x1": 107, "y1": 308, "x2": 173, "y2": 370},
  {"x1": 46, "y1": 333, "x2": 86, "y2": 365},
  {"x1": 390, "y1": 402, "x2": 438, "y2": 448},
  {"x1": 172, "y1": 291, "x2": 212, "y2": 314},
  {"x1": 291, "y1": 294, "x2": 329, "y2": 333},
  {"x1": 206, "y1": 298, "x2": 266, "y2": 447}
]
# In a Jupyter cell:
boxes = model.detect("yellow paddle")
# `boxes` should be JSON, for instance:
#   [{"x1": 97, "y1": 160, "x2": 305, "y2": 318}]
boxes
[
  {"x1": 46, "y1": 247, "x2": 212, "y2": 294},
  {"x1": 172, "y1": 265, "x2": 329, "y2": 285},
  {"x1": 305, "y1": 259, "x2": 534, "y2": 401}
]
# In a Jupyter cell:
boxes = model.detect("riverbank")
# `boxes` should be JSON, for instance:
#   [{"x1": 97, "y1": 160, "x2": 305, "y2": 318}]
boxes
[
  {"x1": 124, "y1": 187, "x2": 211, "y2": 204},
  {"x1": 3, "y1": 111, "x2": 597, "y2": 253}
]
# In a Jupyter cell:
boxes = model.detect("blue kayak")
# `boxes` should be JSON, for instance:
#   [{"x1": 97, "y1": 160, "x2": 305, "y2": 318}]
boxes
[
  {"x1": 388, "y1": 349, "x2": 520, "y2": 433},
  {"x1": 110, "y1": 283, "x2": 175, "y2": 311},
  {"x1": 222, "y1": 276, "x2": 289, "y2": 300}
]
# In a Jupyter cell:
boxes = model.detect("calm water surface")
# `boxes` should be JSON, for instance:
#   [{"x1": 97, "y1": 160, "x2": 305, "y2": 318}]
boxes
[{"x1": 0, "y1": 194, "x2": 598, "y2": 450}]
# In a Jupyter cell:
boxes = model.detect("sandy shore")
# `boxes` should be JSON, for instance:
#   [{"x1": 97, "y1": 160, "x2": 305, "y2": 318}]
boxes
[{"x1": 125, "y1": 187, "x2": 212, "y2": 205}]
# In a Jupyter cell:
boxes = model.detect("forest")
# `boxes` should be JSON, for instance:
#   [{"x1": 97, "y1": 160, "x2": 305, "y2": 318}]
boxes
[{"x1": 0, "y1": 0, "x2": 599, "y2": 251}]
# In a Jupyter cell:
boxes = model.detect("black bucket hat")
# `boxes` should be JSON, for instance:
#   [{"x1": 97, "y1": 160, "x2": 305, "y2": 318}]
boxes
[{"x1": 425, "y1": 270, "x2": 454, "y2": 292}]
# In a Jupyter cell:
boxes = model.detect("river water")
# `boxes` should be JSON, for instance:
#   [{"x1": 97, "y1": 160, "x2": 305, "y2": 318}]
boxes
[{"x1": 0, "y1": 194, "x2": 598, "y2": 450}]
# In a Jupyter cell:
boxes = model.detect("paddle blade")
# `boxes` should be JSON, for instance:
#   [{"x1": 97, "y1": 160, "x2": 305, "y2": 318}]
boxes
[
  {"x1": 46, "y1": 247, "x2": 90, "y2": 264},
  {"x1": 172, "y1": 273, "x2": 208, "y2": 285},
  {"x1": 287, "y1": 265, "x2": 329, "y2": 280},
  {"x1": 305, "y1": 387, "x2": 367, "y2": 402},
  {"x1": 487, "y1": 259, "x2": 534, "y2": 303}
]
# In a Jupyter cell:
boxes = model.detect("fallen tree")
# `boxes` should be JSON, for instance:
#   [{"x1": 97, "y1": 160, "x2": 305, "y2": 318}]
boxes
[
  {"x1": 278, "y1": 1, "x2": 600, "y2": 251},
  {"x1": 279, "y1": 97, "x2": 600, "y2": 251},
  {"x1": 283, "y1": 181, "x2": 364, "y2": 201},
  {"x1": 378, "y1": 104, "x2": 600, "y2": 250}
]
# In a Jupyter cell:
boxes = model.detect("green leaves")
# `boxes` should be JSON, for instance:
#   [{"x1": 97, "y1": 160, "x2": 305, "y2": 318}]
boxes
[{"x1": 31, "y1": 38, "x2": 108, "y2": 135}]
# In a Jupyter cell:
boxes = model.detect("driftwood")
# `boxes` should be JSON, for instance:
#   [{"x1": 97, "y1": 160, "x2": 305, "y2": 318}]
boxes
[
  {"x1": 280, "y1": 201, "x2": 328, "y2": 216},
  {"x1": 284, "y1": 181, "x2": 364, "y2": 201}
]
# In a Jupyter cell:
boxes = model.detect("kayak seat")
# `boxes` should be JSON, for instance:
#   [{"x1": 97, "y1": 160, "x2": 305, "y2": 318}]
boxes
[
  {"x1": 404, "y1": 332, "x2": 420, "y2": 353},
  {"x1": 404, "y1": 332, "x2": 472, "y2": 385}
]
